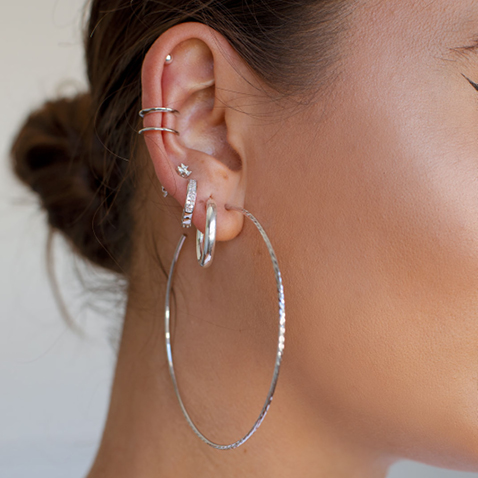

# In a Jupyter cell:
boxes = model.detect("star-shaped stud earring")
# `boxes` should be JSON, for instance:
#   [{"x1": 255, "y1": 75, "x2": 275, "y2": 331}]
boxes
[{"x1": 176, "y1": 163, "x2": 192, "y2": 178}]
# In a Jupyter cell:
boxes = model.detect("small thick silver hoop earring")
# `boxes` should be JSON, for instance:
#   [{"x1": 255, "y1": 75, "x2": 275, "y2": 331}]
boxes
[
  {"x1": 196, "y1": 198, "x2": 216, "y2": 268},
  {"x1": 164, "y1": 202, "x2": 286, "y2": 450},
  {"x1": 162, "y1": 186, "x2": 168, "y2": 197},
  {"x1": 182, "y1": 179, "x2": 197, "y2": 228}
]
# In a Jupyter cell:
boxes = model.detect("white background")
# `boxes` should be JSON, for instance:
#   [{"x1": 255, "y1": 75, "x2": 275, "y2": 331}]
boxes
[{"x1": 1, "y1": 1, "x2": 477, "y2": 477}]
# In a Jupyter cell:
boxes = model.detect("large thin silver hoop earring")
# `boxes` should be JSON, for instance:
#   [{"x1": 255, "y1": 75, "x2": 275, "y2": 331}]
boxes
[{"x1": 164, "y1": 203, "x2": 286, "y2": 450}]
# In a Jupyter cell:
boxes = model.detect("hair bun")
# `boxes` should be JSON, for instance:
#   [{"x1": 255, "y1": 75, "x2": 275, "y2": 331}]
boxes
[{"x1": 10, "y1": 92, "x2": 131, "y2": 274}]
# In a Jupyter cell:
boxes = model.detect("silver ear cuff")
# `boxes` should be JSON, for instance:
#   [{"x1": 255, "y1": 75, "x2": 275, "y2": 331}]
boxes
[
  {"x1": 138, "y1": 126, "x2": 180, "y2": 135},
  {"x1": 138, "y1": 105, "x2": 180, "y2": 135},
  {"x1": 139, "y1": 107, "x2": 179, "y2": 117}
]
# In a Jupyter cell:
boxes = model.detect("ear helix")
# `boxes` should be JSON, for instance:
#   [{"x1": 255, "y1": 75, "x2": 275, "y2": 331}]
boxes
[{"x1": 137, "y1": 53, "x2": 178, "y2": 196}]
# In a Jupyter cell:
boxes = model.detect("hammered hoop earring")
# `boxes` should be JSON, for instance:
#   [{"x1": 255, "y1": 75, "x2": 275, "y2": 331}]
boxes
[{"x1": 164, "y1": 202, "x2": 286, "y2": 450}]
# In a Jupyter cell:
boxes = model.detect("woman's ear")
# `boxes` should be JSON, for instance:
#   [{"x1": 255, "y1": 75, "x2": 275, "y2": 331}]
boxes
[{"x1": 140, "y1": 22, "x2": 249, "y2": 241}]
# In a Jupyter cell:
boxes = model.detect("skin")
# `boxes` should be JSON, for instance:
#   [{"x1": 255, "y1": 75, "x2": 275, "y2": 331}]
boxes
[{"x1": 86, "y1": 1, "x2": 478, "y2": 477}]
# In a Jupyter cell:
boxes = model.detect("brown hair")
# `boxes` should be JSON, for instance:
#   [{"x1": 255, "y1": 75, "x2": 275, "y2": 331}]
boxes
[{"x1": 9, "y1": 0, "x2": 351, "y2": 282}]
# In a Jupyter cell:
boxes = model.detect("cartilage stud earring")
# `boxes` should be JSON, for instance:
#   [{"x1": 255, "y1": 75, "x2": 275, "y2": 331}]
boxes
[
  {"x1": 177, "y1": 163, "x2": 192, "y2": 178},
  {"x1": 165, "y1": 54, "x2": 172, "y2": 64}
]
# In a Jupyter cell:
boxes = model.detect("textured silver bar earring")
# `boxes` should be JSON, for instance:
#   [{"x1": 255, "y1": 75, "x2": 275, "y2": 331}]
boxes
[{"x1": 182, "y1": 179, "x2": 197, "y2": 228}]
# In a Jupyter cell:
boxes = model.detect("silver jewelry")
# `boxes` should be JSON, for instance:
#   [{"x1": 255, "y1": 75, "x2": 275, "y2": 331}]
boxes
[
  {"x1": 182, "y1": 179, "x2": 197, "y2": 228},
  {"x1": 138, "y1": 126, "x2": 180, "y2": 135},
  {"x1": 165, "y1": 201, "x2": 286, "y2": 450},
  {"x1": 165, "y1": 53, "x2": 173, "y2": 64},
  {"x1": 138, "y1": 105, "x2": 180, "y2": 135},
  {"x1": 161, "y1": 186, "x2": 168, "y2": 197},
  {"x1": 196, "y1": 198, "x2": 216, "y2": 267},
  {"x1": 176, "y1": 163, "x2": 192, "y2": 178},
  {"x1": 139, "y1": 107, "x2": 179, "y2": 118}
]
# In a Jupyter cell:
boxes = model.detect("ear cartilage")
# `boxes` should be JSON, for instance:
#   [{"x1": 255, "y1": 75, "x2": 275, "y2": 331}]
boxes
[{"x1": 177, "y1": 163, "x2": 192, "y2": 178}]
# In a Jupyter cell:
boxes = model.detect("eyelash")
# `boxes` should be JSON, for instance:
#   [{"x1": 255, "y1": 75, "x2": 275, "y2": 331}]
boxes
[{"x1": 462, "y1": 74, "x2": 478, "y2": 92}]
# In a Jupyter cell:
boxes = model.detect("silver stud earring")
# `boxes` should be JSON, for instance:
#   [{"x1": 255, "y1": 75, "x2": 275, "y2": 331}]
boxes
[
  {"x1": 177, "y1": 163, "x2": 192, "y2": 178},
  {"x1": 165, "y1": 54, "x2": 172, "y2": 64}
]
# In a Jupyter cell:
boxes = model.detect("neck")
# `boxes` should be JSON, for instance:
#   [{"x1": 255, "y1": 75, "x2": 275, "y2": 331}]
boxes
[{"x1": 86, "y1": 204, "x2": 392, "y2": 478}]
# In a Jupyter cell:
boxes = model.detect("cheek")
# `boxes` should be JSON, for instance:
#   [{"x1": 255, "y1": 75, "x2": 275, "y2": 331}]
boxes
[{"x1": 282, "y1": 89, "x2": 478, "y2": 467}]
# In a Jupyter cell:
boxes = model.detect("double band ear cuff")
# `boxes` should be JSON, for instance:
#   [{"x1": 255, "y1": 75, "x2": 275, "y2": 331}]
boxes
[{"x1": 137, "y1": 105, "x2": 180, "y2": 135}]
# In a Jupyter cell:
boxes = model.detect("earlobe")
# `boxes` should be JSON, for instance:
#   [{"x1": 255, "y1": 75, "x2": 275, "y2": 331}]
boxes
[{"x1": 139, "y1": 23, "x2": 246, "y2": 242}]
